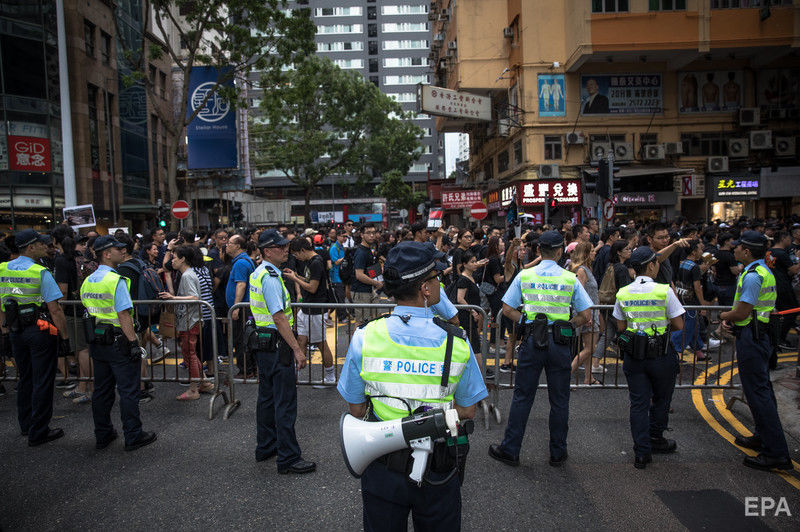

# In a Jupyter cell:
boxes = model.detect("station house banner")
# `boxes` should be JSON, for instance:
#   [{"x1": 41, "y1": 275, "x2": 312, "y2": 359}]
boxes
[{"x1": 580, "y1": 73, "x2": 662, "y2": 115}]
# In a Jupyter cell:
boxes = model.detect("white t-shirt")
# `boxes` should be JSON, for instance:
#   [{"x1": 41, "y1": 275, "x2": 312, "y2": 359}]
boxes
[{"x1": 612, "y1": 275, "x2": 685, "y2": 322}]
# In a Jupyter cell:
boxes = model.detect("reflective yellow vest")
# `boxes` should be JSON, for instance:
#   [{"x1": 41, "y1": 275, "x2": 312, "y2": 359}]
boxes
[
  {"x1": 519, "y1": 267, "x2": 576, "y2": 322},
  {"x1": 616, "y1": 283, "x2": 670, "y2": 335},
  {"x1": 0, "y1": 261, "x2": 45, "y2": 310},
  {"x1": 360, "y1": 317, "x2": 471, "y2": 420},
  {"x1": 732, "y1": 263, "x2": 776, "y2": 326},
  {"x1": 80, "y1": 269, "x2": 131, "y2": 326},
  {"x1": 249, "y1": 264, "x2": 293, "y2": 328}
]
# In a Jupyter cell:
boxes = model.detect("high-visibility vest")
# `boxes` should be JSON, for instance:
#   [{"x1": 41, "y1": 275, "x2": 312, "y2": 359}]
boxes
[
  {"x1": 0, "y1": 261, "x2": 46, "y2": 310},
  {"x1": 616, "y1": 283, "x2": 670, "y2": 336},
  {"x1": 80, "y1": 269, "x2": 131, "y2": 326},
  {"x1": 519, "y1": 267, "x2": 576, "y2": 322},
  {"x1": 249, "y1": 264, "x2": 293, "y2": 328},
  {"x1": 360, "y1": 317, "x2": 471, "y2": 420},
  {"x1": 733, "y1": 263, "x2": 776, "y2": 326}
]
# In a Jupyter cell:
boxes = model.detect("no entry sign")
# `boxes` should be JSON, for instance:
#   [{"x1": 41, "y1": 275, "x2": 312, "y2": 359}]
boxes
[
  {"x1": 470, "y1": 202, "x2": 488, "y2": 220},
  {"x1": 171, "y1": 200, "x2": 190, "y2": 219}
]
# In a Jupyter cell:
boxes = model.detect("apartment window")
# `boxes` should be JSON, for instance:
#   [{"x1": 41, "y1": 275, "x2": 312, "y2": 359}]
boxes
[
  {"x1": 369, "y1": 76, "x2": 379, "y2": 87},
  {"x1": 333, "y1": 58, "x2": 363, "y2": 69},
  {"x1": 590, "y1": 134, "x2": 627, "y2": 143},
  {"x1": 368, "y1": 41, "x2": 378, "y2": 54},
  {"x1": 483, "y1": 160, "x2": 494, "y2": 181},
  {"x1": 315, "y1": 7, "x2": 362, "y2": 17},
  {"x1": 383, "y1": 40, "x2": 429, "y2": 50},
  {"x1": 592, "y1": 0, "x2": 629, "y2": 13},
  {"x1": 514, "y1": 140, "x2": 523, "y2": 165},
  {"x1": 384, "y1": 74, "x2": 429, "y2": 85},
  {"x1": 103, "y1": 91, "x2": 113, "y2": 174},
  {"x1": 383, "y1": 57, "x2": 427, "y2": 68},
  {"x1": 680, "y1": 132, "x2": 733, "y2": 156},
  {"x1": 88, "y1": 85, "x2": 100, "y2": 173},
  {"x1": 101, "y1": 31, "x2": 111, "y2": 64},
  {"x1": 367, "y1": 6, "x2": 377, "y2": 19},
  {"x1": 382, "y1": 22, "x2": 429, "y2": 32},
  {"x1": 161, "y1": 123, "x2": 168, "y2": 169},
  {"x1": 369, "y1": 58, "x2": 378, "y2": 72},
  {"x1": 387, "y1": 92, "x2": 417, "y2": 103},
  {"x1": 318, "y1": 41, "x2": 364, "y2": 52},
  {"x1": 410, "y1": 163, "x2": 430, "y2": 173},
  {"x1": 544, "y1": 136, "x2": 563, "y2": 160},
  {"x1": 84, "y1": 20, "x2": 95, "y2": 57},
  {"x1": 159, "y1": 71, "x2": 167, "y2": 98},
  {"x1": 383, "y1": 5, "x2": 429, "y2": 15},
  {"x1": 649, "y1": 0, "x2": 686, "y2": 9},
  {"x1": 151, "y1": 115, "x2": 159, "y2": 178},
  {"x1": 712, "y1": 0, "x2": 790, "y2": 7},
  {"x1": 368, "y1": 24, "x2": 377, "y2": 37},
  {"x1": 317, "y1": 24, "x2": 363, "y2": 34},
  {"x1": 421, "y1": 128, "x2": 432, "y2": 137},
  {"x1": 498, "y1": 150, "x2": 509, "y2": 173}
]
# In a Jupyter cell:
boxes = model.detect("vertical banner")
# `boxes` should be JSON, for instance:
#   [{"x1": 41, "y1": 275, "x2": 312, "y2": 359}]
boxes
[{"x1": 186, "y1": 66, "x2": 238, "y2": 169}]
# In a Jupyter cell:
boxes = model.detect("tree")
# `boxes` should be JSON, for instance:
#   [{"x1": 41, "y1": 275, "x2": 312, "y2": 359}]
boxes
[
  {"x1": 375, "y1": 170, "x2": 426, "y2": 212},
  {"x1": 118, "y1": 0, "x2": 316, "y2": 206},
  {"x1": 250, "y1": 55, "x2": 423, "y2": 221}
]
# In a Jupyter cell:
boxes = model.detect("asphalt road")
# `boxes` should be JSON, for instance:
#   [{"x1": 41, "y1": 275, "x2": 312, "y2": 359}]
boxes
[{"x1": 2, "y1": 371, "x2": 799, "y2": 531}]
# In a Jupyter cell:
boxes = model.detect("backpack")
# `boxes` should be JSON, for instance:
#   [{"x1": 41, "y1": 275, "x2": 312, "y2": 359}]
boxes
[
  {"x1": 120, "y1": 257, "x2": 164, "y2": 319},
  {"x1": 339, "y1": 247, "x2": 357, "y2": 284},
  {"x1": 75, "y1": 253, "x2": 98, "y2": 286},
  {"x1": 598, "y1": 264, "x2": 618, "y2": 305}
]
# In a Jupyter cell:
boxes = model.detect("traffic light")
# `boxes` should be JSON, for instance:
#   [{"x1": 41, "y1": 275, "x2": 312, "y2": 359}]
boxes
[
  {"x1": 158, "y1": 204, "x2": 169, "y2": 227},
  {"x1": 231, "y1": 201, "x2": 243, "y2": 225},
  {"x1": 547, "y1": 197, "x2": 559, "y2": 218},
  {"x1": 597, "y1": 159, "x2": 620, "y2": 199}
]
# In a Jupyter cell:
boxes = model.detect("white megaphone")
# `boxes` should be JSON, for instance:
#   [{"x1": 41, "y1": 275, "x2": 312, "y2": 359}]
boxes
[{"x1": 340, "y1": 408, "x2": 463, "y2": 485}]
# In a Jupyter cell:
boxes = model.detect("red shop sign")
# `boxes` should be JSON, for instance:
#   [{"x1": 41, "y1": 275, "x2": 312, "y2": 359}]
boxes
[{"x1": 8, "y1": 136, "x2": 51, "y2": 172}]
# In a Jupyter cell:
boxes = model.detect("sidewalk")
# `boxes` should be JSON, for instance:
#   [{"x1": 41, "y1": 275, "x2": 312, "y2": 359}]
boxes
[{"x1": 773, "y1": 351, "x2": 800, "y2": 449}]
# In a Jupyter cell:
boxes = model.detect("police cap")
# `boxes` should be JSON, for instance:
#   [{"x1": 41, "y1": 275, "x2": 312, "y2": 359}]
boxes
[
  {"x1": 629, "y1": 246, "x2": 658, "y2": 268},
  {"x1": 732, "y1": 230, "x2": 768, "y2": 248},
  {"x1": 537, "y1": 230, "x2": 563, "y2": 248},
  {"x1": 92, "y1": 235, "x2": 126, "y2": 252},
  {"x1": 385, "y1": 241, "x2": 447, "y2": 282},
  {"x1": 258, "y1": 229, "x2": 290, "y2": 249},
  {"x1": 15, "y1": 229, "x2": 51, "y2": 248}
]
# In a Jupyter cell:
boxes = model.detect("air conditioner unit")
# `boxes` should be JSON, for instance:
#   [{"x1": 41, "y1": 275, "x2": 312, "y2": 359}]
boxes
[
  {"x1": 497, "y1": 118, "x2": 511, "y2": 137},
  {"x1": 739, "y1": 107, "x2": 760, "y2": 127},
  {"x1": 503, "y1": 27, "x2": 514, "y2": 38},
  {"x1": 438, "y1": 59, "x2": 448, "y2": 70},
  {"x1": 665, "y1": 142, "x2": 683, "y2": 155},
  {"x1": 707, "y1": 156, "x2": 729, "y2": 173},
  {"x1": 565, "y1": 132, "x2": 585, "y2": 145},
  {"x1": 591, "y1": 142, "x2": 611, "y2": 161},
  {"x1": 434, "y1": 33, "x2": 445, "y2": 42},
  {"x1": 614, "y1": 142, "x2": 634, "y2": 161},
  {"x1": 445, "y1": 49, "x2": 454, "y2": 57},
  {"x1": 539, "y1": 164, "x2": 560, "y2": 178},
  {"x1": 438, "y1": 12, "x2": 449, "y2": 21},
  {"x1": 644, "y1": 144, "x2": 665, "y2": 160},
  {"x1": 728, "y1": 138, "x2": 749, "y2": 158},
  {"x1": 750, "y1": 130, "x2": 772, "y2": 150},
  {"x1": 774, "y1": 136, "x2": 796, "y2": 157},
  {"x1": 448, "y1": 41, "x2": 457, "y2": 50}
]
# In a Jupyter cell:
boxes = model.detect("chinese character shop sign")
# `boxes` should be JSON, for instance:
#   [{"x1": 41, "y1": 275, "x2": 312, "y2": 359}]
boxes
[
  {"x1": 518, "y1": 179, "x2": 581, "y2": 206},
  {"x1": 711, "y1": 176, "x2": 759, "y2": 201},
  {"x1": 441, "y1": 190, "x2": 483, "y2": 209},
  {"x1": 419, "y1": 85, "x2": 492, "y2": 121},
  {"x1": 8, "y1": 136, "x2": 51, "y2": 172}
]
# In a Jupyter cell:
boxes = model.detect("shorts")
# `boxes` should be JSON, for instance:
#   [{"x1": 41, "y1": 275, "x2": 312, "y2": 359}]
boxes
[
  {"x1": 352, "y1": 291, "x2": 379, "y2": 324},
  {"x1": 578, "y1": 309, "x2": 601, "y2": 335},
  {"x1": 65, "y1": 315, "x2": 88, "y2": 352},
  {"x1": 296, "y1": 310, "x2": 325, "y2": 344}
]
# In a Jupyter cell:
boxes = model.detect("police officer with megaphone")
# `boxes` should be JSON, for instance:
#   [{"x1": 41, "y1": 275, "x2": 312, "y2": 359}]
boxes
[{"x1": 337, "y1": 241, "x2": 488, "y2": 531}]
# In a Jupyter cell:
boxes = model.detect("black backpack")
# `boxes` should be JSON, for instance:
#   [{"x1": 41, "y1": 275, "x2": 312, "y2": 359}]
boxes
[
  {"x1": 339, "y1": 247, "x2": 357, "y2": 284},
  {"x1": 119, "y1": 257, "x2": 164, "y2": 319}
]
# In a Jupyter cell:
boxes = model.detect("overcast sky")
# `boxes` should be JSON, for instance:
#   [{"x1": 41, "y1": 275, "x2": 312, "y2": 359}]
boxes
[{"x1": 444, "y1": 132, "x2": 459, "y2": 177}]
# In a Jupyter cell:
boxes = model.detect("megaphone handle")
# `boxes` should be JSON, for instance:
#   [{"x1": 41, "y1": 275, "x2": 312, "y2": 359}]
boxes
[{"x1": 408, "y1": 437, "x2": 434, "y2": 486}]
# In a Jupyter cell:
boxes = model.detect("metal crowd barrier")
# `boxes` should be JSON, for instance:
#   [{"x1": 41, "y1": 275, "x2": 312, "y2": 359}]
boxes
[
  {"x1": 490, "y1": 304, "x2": 743, "y2": 391},
  {"x1": 0, "y1": 300, "x2": 233, "y2": 420}
]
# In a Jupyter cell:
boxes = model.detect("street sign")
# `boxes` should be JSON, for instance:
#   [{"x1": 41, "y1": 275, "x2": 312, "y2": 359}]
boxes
[
  {"x1": 470, "y1": 202, "x2": 488, "y2": 220},
  {"x1": 399, "y1": 208, "x2": 408, "y2": 219},
  {"x1": 681, "y1": 175, "x2": 693, "y2": 196},
  {"x1": 171, "y1": 200, "x2": 190, "y2": 219},
  {"x1": 417, "y1": 202, "x2": 425, "y2": 214},
  {"x1": 602, "y1": 199, "x2": 615, "y2": 221}
]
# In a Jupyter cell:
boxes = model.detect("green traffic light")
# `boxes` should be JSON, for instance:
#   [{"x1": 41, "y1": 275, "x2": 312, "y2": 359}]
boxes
[{"x1": 159, "y1": 220, "x2": 167, "y2": 227}]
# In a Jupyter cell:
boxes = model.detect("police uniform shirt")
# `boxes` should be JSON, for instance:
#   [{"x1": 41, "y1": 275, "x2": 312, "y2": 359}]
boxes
[
  {"x1": 257, "y1": 261, "x2": 289, "y2": 330},
  {"x1": 612, "y1": 275, "x2": 684, "y2": 322},
  {"x1": 734, "y1": 259, "x2": 769, "y2": 306},
  {"x1": 430, "y1": 290, "x2": 457, "y2": 320},
  {"x1": 5, "y1": 255, "x2": 63, "y2": 304},
  {"x1": 86, "y1": 265, "x2": 134, "y2": 313},
  {"x1": 337, "y1": 305, "x2": 488, "y2": 411},
  {"x1": 501, "y1": 260, "x2": 593, "y2": 323}
]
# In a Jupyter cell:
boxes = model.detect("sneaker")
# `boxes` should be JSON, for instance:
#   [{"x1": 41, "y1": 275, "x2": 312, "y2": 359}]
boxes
[
  {"x1": 591, "y1": 365, "x2": 606, "y2": 374},
  {"x1": 499, "y1": 363, "x2": 513, "y2": 373},
  {"x1": 73, "y1": 393, "x2": 91, "y2": 404},
  {"x1": 485, "y1": 368, "x2": 495, "y2": 379},
  {"x1": 63, "y1": 389, "x2": 83, "y2": 399},
  {"x1": 324, "y1": 318, "x2": 334, "y2": 328},
  {"x1": 143, "y1": 381, "x2": 154, "y2": 392},
  {"x1": 0, "y1": 383, "x2": 5, "y2": 396},
  {"x1": 706, "y1": 337, "x2": 721, "y2": 349},
  {"x1": 179, "y1": 361, "x2": 187, "y2": 370},
  {"x1": 139, "y1": 390, "x2": 154, "y2": 403},
  {"x1": 150, "y1": 347, "x2": 169, "y2": 364},
  {"x1": 323, "y1": 370, "x2": 336, "y2": 385},
  {"x1": 55, "y1": 380, "x2": 77, "y2": 390},
  {"x1": 777, "y1": 343, "x2": 794, "y2": 352}
]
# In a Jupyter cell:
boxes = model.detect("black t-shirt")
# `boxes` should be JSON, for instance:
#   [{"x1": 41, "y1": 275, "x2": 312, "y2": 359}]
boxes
[
  {"x1": 301, "y1": 254, "x2": 328, "y2": 314},
  {"x1": 351, "y1": 244, "x2": 376, "y2": 293},
  {"x1": 456, "y1": 274, "x2": 481, "y2": 330},
  {"x1": 676, "y1": 259, "x2": 701, "y2": 302},
  {"x1": 713, "y1": 249, "x2": 737, "y2": 286},
  {"x1": 655, "y1": 254, "x2": 674, "y2": 284},
  {"x1": 612, "y1": 262, "x2": 633, "y2": 290},
  {"x1": 484, "y1": 256, "x2": 503, "y2": 287},
  {"x1": 117, "y1": 260, "x2": 141, "y2": 299},
  {"x1": 281, "y1": 255, "x2": 300, "y2": 301},
  {"x1": 769, "y1": 247, "x2": 793, "y2": 287},
  {"x1": 54, "y1": 254, "x2": 80, "y2": 316}
]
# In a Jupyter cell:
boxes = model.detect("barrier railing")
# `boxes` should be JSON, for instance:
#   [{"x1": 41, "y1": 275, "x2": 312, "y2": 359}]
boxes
[
  {"x1": 491, "y1": 304, "x2": 743, "y2": 390},
  {"x1": 0, "y1": 300, "x2": 233, "y2": 420}
]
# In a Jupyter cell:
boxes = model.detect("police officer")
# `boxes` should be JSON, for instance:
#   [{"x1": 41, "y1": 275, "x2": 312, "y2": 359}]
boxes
[
  {"x1": 0, "y1": 229, "x2": 70, "y2": 446},
  {"x1": 249, "y1": 229, "x2": 315, "y2": 474},
  {"x1": 613, "y1": 247, "x2": 685, "y2": 469},
  {"x1": 337, "y1": 241, "x2": 488, "y2": 531},
  {"x1": 80, "y1": 236, "x2": 156, "y2": 451},
  {"x1": 720, "y1": 231, "x2": 792, "y2": 471},
  {"x1": 489, "y1": 230, "x2": 591, "y2": 467}
]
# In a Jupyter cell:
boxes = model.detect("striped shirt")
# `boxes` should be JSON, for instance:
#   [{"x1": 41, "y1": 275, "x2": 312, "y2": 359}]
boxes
[{"x1": 195, "y1": 265, "x2": 214, "y2": 321}]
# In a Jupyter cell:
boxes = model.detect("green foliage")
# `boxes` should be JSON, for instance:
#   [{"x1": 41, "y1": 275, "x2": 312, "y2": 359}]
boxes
[
  {"x1": 375, "y1": 170, "x2": 426, "y2": 211},
  {"x1": 251, "y1": 55, "x2": 423, "y2": 217}
]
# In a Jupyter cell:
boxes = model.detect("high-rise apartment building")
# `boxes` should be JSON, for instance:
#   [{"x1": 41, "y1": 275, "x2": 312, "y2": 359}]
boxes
[{"x1": 250, "y1": 1, "x2": 444, "y2": 222}]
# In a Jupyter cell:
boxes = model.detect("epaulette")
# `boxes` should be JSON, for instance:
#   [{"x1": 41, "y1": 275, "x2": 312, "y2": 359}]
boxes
[
  {"x1": 357, "y1": 312, "x2": 392, "y2": 329},
  {"x1": 432, "y1": 316, "x2": 468, "y2": 341},
  {"x1": 268, "y1": 268, "x2": 280, "y2": 277}
]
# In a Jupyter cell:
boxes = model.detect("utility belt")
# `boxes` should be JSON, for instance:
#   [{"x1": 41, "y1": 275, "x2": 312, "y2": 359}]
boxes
[
  {"x1": 4, "y1": 300, "x2": 47, "y2": 333},
  {"x1": 617, "y1": 330, "x2": 669, "y2": 360},
  {"x1": 82, "y1": 316, "x2": 122, "y2": 346},
  {"x1": 246, "y1": 322, "x2": 293, "y2": 366},
  {"x1": 731, "y1": 317, "x2": 776, "y2": 343},
  {"x1": 520, "y1": 314, "x2": 575, "y2": 350}
]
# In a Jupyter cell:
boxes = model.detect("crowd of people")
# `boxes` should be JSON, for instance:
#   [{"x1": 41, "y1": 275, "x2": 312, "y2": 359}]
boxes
[{"x1": 1, "y1": 214, "x2": 799, "y2": 402}]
